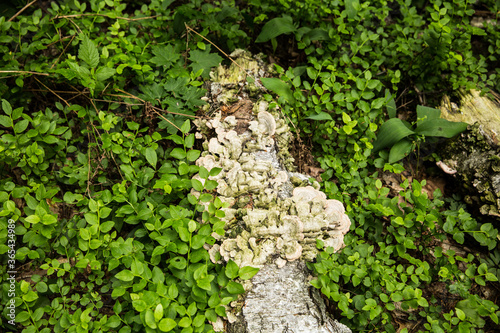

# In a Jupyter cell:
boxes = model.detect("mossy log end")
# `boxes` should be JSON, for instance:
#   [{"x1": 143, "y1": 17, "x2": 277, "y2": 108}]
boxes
[{"x1": 439, "y1": 90, "x2": 500, "y2": 219}]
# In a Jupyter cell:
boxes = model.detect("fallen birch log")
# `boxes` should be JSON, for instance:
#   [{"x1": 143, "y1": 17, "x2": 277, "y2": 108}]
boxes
[{"x1": 192, "y1": 50, "x2": 352, "y2": 333}]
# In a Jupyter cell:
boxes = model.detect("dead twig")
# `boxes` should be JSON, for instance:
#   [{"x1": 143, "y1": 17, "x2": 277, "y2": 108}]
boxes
[
  {"x1": 91, "y1": 98, "x2": 142, "y2": 106},
  {"x1": 34, "y1": 77, "x2": 71, "y2": 107},
  {"x1": 151, "y1": 105, "x2": 201, "y2": 118},
  {"x1": 67, "y1": 18, "x2": 82, "y2": 34},
  {"x1": 184, "y1": 23, "x2": 257, "y2": 83},
  {"x1": 52, "y1": 13, "x2": 160, "y2": 22},
  {"x1": 115, "y1": 89, "x2": 184, "y2": 132},
  {"x1": 0, "y1": 70, "x2": 49, "y2": 76},
  {"x1": 8, "y1": 0, "x2": 37, "y2": 22},
  {"x1": 45, "y1": 35, "x2": 72, "y2": 49},
  {"x1": 27, "y1": 89, "x2": 81, "y2": 94},
  {"x1": 51, "y1": 35, "x2": 76, "y2": 69}
]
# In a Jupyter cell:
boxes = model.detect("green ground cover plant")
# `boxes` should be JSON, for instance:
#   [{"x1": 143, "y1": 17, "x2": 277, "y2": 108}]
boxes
[
  {"x1": 372, "y1": 102, "x2": 468, "y2": 163},
  {"x1": 1, "y1": 0, "x2": 499, "y2": 332}
]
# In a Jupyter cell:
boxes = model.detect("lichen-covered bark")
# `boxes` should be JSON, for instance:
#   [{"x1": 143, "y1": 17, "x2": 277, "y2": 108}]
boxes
[
  {"x1": 439, "y1": 90, "x2": 500, "y2": 218},
  {"x1": 192, "y1": 50, "x2": 351, "y2": 332},
  {"x1": 226, "y1": 262, "x2": 351, "y2": 333}
]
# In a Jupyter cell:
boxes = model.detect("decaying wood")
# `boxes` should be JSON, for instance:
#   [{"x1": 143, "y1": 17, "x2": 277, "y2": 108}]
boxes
[
  {"x1": 193, "y1": 50, "x2": 352, "y2": 333},
  {"x1": 439, "y1": 90, "x2": 500, "y2": 218}
]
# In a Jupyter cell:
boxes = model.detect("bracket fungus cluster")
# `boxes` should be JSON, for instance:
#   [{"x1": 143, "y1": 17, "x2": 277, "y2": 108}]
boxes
[
  {"x1": 193, "y1": 108, "x2": 351, "y2": 268},
  {"x1": 193, "y1": 95, "x2": 351, "y2": 267}
]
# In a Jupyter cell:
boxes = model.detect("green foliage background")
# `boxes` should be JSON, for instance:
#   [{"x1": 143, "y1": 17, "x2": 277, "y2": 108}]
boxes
[{"x1": 0, "y1": 0, "x2": 499, "y2": 332}]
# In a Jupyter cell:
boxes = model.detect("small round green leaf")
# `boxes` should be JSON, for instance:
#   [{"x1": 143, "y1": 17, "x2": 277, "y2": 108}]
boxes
[
  {"x1": 170, "y1": 148, "x2": 186, "y2": 160},
  {"x1": 158, "y1": 318, "x2": 177, "y2": 332},
  {"x1": 145, "y1": 147, "x2": 157, "y2": 169},
  {"x1": 115, "y1": 270, "x2": 134, "y2": 281},
  {"x1": 226, "y1": 281, "x2": 245, "y2": 294},
  {"x1": 456, "y1": 308, "x2": 465, "y2": 321},
  {"x1": 225, "y1": 260, "x2": 239, "y2": 279}
]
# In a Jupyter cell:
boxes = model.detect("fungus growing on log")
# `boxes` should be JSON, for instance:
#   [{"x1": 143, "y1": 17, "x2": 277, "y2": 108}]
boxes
[
  {"x1": 192, "y1": 49, "x2": 351, "y2": 333},
  {"x1": 193, "y1": 110, "x2": 351, "y2": 267}
]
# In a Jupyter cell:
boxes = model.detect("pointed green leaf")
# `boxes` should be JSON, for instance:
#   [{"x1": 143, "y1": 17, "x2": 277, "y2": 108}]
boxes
[
  {"x1": 456, "y1": 299, "x2": 486, "y2": 327},
  {"x1": 306, "y1": 112, "x2": 333, "y2": 121},
  {"x1": 260, "y1": 77, "x2": 295, "y2": 103},
  {"x1": 372, "y1": 118, "x2": 415, "y2": 153},
  {"x1": 388, "y1": 139, "x2": 414, "y2": 163},
  {"x1": 226, "y1": 281, "x2": 245, "y2": 294},
  {"x1": 385, "y1": 90, "x2": 397, "y2": 118},
  {"x1": 2, "y1": 99, "x2": 12, "y2": 115},
  {"x1": 145, "y1": 147, "x2": 157, "y2": 168},
  {"x1": 455, "y1": 308, "x2": 465, "y2": 321},
  {"x1": 16, "y1": 311, "x2": 30, "y2": 323},
  {"x1": 115, "y1": 270, "x2": 134, "y2": 281},
  {"x1": 191, "y1": 179, "x2": 203, "y2": 192},
  {"x1": 100, "y1": 221, "x2": 115, "y2": 233},
  {"x1": 209, "y1": 167, "x2": 222, "y2": 177},
  {"x1": 14, "y1": 119, "x2": 29, "y2": 133},
  {"x1": 132, "y1": 300, "x2": 148, "y2": 312},
  {"x1": 416, "y1": 105, "x2": 441, "y2": 125},
  {"x1": 158, "y1": 318, "x2": 177, "y2": 332},
  {"x1": 25, "y1": 215, "x2": 40, "y2": 224},
  {"x1": 303, "y1": 28, "x2": 330, "y2": 41},
  {"x1": 485, "y1": 273, "x2": 498, "y2": 282},
  {"x1": 189, "y1": 48, "x2": 222, "y2": 78},
  {"x1": 89, "y1": 239, "x2": 103, "y2": 249},
  {"x1": 170, "y1": 148, "x2": 186, "y2": 160},
  {"x1": 78, "y1": 34, "x2": 99, "y2": 68},
  {"x1": 22, "y1": 290, "x2": 38, "y2": 302},
  {"x1": 12, "y1": 107, "x2": 23, "y2": 120},
  {"x1": 178, "y1": 316, "x2": 192, "y2": 328},
  {"x1": 56, "y1": 68, "x2": 79, "y2": 80},
  {"x1": 180, "y1": 119, "x2": 190, "y2": 134},
  {"x1": 342, "y1": 112, "x2": 351, "y2": 123},
  {"x1": 256, "y1": 16, "x2": 296, "y2": 43},
  {"x1": 0, "y1": 115, "x2": 12, "y2": 127},
  {"x1": 187, "y1": 149, "x2": 201, "y2": 162},
  {"x1": 145, "y1": 309, "x2": 157, "y2": 329},
  {"x1": 95, "y1": 66, "x2": 116, "y2": 81},
  {"x1": 225, "y1": 260, "x2": 239, "y2": 279},
  {"x1": 238, "y1": 266, "x2": 259, "y2": 280},
  {"x1": 197, "y1": 276, "x2": 213, "y2": 291},
  {"x1": 169, "y1": 257, "x2": 186, "y2": 270},
  {"x1": 415, "y1": 119, "x2": 467, "y2": 138},
  {"x1": 453, "y1": 232, "x2": 465, "y2": 244},
  {"x1": 345, "y1": 0, "x2": 360, "y2": 19}
]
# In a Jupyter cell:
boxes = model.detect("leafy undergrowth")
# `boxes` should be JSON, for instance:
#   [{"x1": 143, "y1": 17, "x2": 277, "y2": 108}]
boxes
[{"x1": 0, "y1": 0, "x2": 499, "y2": 333}]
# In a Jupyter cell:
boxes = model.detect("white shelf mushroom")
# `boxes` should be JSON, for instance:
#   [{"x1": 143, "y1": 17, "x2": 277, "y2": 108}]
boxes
[{"x1": 257, "y1": 111, "x2": 276, "y2": 136}]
